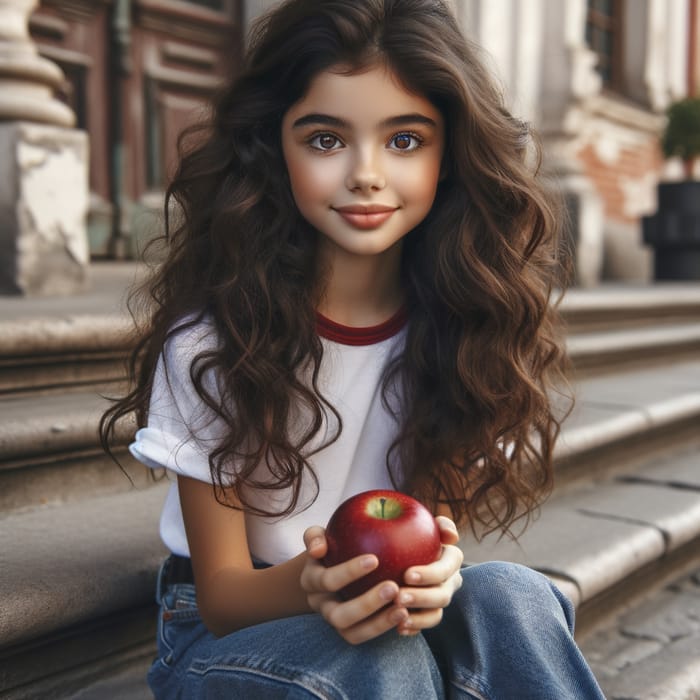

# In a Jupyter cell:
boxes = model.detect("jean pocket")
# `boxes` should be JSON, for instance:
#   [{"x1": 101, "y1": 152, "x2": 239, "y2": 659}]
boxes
[{"x1": 157, "y1": 583, "x2": 201, "y2": 667}]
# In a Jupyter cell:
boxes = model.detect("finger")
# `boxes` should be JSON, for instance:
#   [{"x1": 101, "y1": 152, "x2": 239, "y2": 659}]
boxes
[
  {"x1": 322, "y1": 579, "x2": 400, "y2": 632},
  {"x1": 341, "y1": 604, "x2": 411, "y2": 645},
  {"x1": 398, "y1": 607, "x2": 444, "y2": 634},
  {"x1": 318, "y1": 553, "x2": 379, "y2": 595},
  {"x1": 404, "y1": 543, "x2": 464, "y2": 586},
  {"x1": 303, "y1": 526, "x2": 327, "y2": 558},
  {"x1": 323, "y1": 584, "x2": 412, "y2": 646},
  {"x1": 435, "y1": 515, "x2": 460, "y2": 545},
  {"x1": 397, "y1": 572, "x2": 461, "y2": 610}
]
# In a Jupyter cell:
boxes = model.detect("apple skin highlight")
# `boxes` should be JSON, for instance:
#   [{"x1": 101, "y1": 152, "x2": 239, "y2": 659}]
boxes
[{"x1": 323, "y1": 489, "x2": 442, "y2": 600}]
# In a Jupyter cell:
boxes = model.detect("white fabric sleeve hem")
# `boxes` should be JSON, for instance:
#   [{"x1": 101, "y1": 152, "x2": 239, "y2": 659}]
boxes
[{"x1": 130, "y1": 427, "x2": 214, "y2": 483}]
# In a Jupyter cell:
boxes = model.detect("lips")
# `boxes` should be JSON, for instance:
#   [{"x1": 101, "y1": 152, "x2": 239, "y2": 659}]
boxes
[{"x1": 333, "y1": 204, "x2": 398, "y2": 230}]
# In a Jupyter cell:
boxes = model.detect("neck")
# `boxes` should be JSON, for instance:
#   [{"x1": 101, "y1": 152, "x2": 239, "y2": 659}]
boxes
[{"x1": 316, "y1": 242, "x2": 404, "y2": 327}]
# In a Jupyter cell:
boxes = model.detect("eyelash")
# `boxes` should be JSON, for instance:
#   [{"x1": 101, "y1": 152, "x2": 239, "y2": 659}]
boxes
[{"x1": 305, "y1": 131, "x2": 425, "y2": 152}]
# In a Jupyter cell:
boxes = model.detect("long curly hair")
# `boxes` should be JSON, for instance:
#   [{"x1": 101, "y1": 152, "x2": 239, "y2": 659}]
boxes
[{"x1": 100, "y1": 0, "x2": 570, "y2": 538}]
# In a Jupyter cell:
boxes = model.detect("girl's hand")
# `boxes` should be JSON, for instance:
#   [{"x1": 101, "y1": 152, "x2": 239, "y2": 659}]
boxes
[
  {"x1": 395, "y1": 516, "x2": 464, "y2": 636},
  {"x1": 300, "y1": 526, "x2": 410, "y2": 645}
]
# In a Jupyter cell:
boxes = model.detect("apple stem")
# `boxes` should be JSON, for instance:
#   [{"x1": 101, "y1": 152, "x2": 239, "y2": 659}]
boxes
[{"x1": 380, "y1": 497, "x2": 386, "y2": 519}]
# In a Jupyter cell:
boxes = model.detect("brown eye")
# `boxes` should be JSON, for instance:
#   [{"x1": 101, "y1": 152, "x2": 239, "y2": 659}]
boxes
[
  {"x1": 390, "y1": 132, "x2": 421, "y2": 151},
  {"x1": 310, "y1": 133, "x2": 341, "y2": 150}
]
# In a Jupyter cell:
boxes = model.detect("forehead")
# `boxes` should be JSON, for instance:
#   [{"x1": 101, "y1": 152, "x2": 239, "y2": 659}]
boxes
[{"x1": 284, "y1": 63, "x2": 442, "y2": 126}]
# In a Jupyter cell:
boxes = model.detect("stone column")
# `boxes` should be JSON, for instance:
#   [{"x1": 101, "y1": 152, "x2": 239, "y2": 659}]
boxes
[
  {"x1": 538, "y1": 0, "x2": 605, "y2": 286},
  {"x1": 0, "y1": 0, "x2": 89, "y2": 295}
]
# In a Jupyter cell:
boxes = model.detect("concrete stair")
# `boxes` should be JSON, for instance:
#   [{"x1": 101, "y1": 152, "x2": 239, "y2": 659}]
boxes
[
  {"x1": 0, "y1": 266, "x2": 699, "y2": 699},
  {"x1": 0, "y1": 316, "x2": 132, "y2": 397}
]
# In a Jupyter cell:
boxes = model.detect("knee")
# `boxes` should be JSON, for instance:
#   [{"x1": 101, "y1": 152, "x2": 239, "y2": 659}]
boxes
[
  {"x1": 462, "y1": 560, "x2": 548, "y2": 594},
  {"x1": 457, "y1": 561, "x2": 574, "y2": 631}
]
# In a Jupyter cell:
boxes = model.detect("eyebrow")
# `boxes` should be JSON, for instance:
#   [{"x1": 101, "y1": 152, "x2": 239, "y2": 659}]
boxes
[{"x1": 291, "y1": 113, "x2": 438, "y2": 129}]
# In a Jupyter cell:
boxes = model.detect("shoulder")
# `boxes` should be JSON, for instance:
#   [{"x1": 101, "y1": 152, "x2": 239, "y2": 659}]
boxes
[{"x1": 161, "y1": 313, "x2": 220, "y2": 374}]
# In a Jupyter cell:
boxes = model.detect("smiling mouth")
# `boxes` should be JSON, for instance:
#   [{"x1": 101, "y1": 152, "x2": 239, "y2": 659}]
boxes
[{"x1": 333, "y1": 205, "x2": 398, "y2": 230}]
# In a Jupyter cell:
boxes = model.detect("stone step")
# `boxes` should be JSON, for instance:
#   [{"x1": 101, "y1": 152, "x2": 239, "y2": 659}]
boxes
[
  {"x1": 0, "y1": 392, "x2": 146, "y2": 514},
  {"x1": 1, "y1": 283, "x2": 699, "y2": 397},
  {"x1": 580, "y1": 563, "x2": 700, "y2": 700},
  {"x1": 560, "y1": 284, "x2": 700, "y2": 332},
  {"x1": 0, "y1": 315, "x2": 132, "y2": 397},
  {"x1": 3, "y1": 317, "x2": 699, "y2": 395},
  {"x1": 64, "y1": 661, "x2": 154, "y2": 700},
  {"x1": 2, "y1": 358, "x2": 700, "y2": 514},
  {"x1": 0, "y1": 484, "x2": 168, "y2": 699},
  {"x1": 567, "y1": 321, "x2": 700, "y2": 376},
  {"x1": 460, "y1": 439, "x2": 700, "y2": 637},
  {"x1": 555, "y1": 357, "x2": 700, "y2": 484}
]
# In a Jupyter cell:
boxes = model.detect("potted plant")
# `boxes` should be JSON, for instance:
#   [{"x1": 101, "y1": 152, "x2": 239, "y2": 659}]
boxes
[{"x1": 643, "y1": 96, "x2": 700, "y2": 280}]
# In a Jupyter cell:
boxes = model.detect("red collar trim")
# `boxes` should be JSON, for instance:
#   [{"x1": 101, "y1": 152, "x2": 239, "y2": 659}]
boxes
[{"x1": 316, "y1": 307, "x2": 408, "y2": 346}]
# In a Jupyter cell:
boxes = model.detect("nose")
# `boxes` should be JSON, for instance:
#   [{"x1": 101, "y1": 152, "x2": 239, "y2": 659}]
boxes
[{"x1": 345, "y1": 148, "x2": 386, "y2": 194}]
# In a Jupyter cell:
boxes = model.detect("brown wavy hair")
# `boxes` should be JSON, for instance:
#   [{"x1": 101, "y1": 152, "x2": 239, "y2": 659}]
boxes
[{"x1": 101, "y1": 0, "x2": 571, "y2": 538}]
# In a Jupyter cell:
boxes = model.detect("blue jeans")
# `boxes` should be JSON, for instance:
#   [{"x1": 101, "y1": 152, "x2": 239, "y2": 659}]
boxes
[{"x1": 147, "y1": 561, "x2": 605, "y2": 699}]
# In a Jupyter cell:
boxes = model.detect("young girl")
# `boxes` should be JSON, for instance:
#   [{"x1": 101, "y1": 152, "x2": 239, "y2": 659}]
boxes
[{"x1": 102, "y1": 0, "x2": 605, "y2": 697}]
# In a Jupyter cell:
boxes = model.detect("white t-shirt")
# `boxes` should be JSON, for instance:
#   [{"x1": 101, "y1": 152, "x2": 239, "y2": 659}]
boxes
[{"x1": 130, "y1": 311, "x2": 408, "y2": 565}]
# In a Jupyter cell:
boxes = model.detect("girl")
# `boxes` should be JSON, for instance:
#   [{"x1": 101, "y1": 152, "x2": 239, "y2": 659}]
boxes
[{"x1": 102, "y1": 0, "x2": 605, "y2": 697}]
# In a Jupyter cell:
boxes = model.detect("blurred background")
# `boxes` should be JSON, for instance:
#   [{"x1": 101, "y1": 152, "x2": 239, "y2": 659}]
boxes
[{"x1": 1, "y1": 0, "x2": 698, "y2": 295}]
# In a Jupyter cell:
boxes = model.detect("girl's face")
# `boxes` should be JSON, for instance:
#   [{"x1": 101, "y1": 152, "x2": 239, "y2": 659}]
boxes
[{"x1": 281, "y1": 62, "x2": 444, "y2": 261}]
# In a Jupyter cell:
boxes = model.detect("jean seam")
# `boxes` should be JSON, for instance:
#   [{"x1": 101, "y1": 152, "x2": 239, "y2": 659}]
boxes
[
  {"x1": 448, "y1": 670, "x2": 493, "y2": 700},
  {"x1": 187, "y1": 661, "x2": 351, "y2": 700},
  {"x1": 448, "y1": 678, "x2": 491, "y2": 700}
]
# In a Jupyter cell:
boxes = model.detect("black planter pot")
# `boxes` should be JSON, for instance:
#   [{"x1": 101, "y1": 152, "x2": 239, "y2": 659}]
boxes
[{"x1": 643, "y1": 181, "x2": 700, "y2": 280}]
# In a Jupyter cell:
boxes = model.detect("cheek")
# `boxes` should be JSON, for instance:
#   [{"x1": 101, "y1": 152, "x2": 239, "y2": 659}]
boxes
[
  {"x1": 396, "y1": 159, "x2": 442, "y2": 210},
  {"x1": 285, "y1": 155, "x2": 337, "y2": 212}
]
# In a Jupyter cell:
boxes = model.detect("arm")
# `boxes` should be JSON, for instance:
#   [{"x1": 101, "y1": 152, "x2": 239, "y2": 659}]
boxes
[
  {"x1": 178, "y1": 475, "x2": 311, "y2": 636},
  {"x1": 179, "y1": 475, "x2": 411, "y2": 640}
]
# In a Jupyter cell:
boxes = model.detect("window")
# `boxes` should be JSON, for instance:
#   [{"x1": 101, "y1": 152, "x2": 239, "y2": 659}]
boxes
[{"x1": 586, "y1": 0, "x2": 625, "y2": 91}]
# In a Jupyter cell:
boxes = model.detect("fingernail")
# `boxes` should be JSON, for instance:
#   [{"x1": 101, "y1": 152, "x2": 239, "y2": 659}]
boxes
[
  {"x1": 380, "y1": 584, "x2": 396, "y2": 602},
  {"x1": 310, "y1": 537, "x2": 323, "y2": 550},
  {"x1": 361, "y1": 555, "x2": 376, "y2": 570},
  {"x1": 407, "y1": 571, "x2": 421, "y2": 584},
  {"x1": 400, "y1": 592, "x2": 413, "y2": 605},
  {"x1": 391, "y1": 609, "x2": 408, "y2": 625}
]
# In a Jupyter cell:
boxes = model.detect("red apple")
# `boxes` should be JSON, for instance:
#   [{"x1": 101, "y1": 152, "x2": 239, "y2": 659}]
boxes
[{"x1": 323, "y1": 489, "x2": 442, "y2": 600}]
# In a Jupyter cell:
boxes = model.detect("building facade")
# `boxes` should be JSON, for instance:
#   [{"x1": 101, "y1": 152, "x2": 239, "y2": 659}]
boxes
[
  {"x1": 28, "y1": 0, "x2": 243, "y2": 259},
  {"x1": 2, "y1": 0, "x2": 698, "y2": 291},
  {"x1": 452, "y1": 0, "x2": 697, "y2": 284}
]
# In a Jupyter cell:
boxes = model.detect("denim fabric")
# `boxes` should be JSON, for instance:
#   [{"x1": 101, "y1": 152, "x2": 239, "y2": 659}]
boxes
[{"x1": 147, "y1": 561, "x2": 605, "y2": 699}]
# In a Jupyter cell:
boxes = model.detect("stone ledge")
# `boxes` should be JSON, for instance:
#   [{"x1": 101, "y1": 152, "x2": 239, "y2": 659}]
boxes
[
  {"x1": 567, "y1": 322, "x2": 700, "y2": 360},
  {"x1": 0, "y1": 609, "x2": 155, "y2": 699},
  {"x1": 3, "y1": 312, "x2": 699, "y2": 360},
  {"x1": 0, "y1": 484, "x2": 168, "y2": 649},
  {"x1": 560, "y1": 283, "x2": 700, "y2": 314},
  {"x1": 0, "y1": 393, "x2": 134, "y2": 465},
  {"x1": 555, "y1": 392, "x2": 700, "y2": 463},
  {"x1": 0, "y1": 316, "x2": 133, "y2": 356},
  {"x1": 4, "y1": 359, "x2": 699, "y2": 468},
  {"x1": 460, "y1": 442, "x2": 700, "y2": 607}
]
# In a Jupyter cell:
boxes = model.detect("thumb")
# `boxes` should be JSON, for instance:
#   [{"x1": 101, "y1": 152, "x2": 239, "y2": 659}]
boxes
[
  {"x1": 435, "y1": 515, "x2": 460, "y2": 545},
  {"x1": 303, "y1": 525, "x2": 327, "y2": 558}
]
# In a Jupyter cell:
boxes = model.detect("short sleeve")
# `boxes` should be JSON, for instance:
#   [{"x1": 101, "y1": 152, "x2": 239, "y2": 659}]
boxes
[{"x1": 129, "y1": 317, "x2": 229, "y2": 483}]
